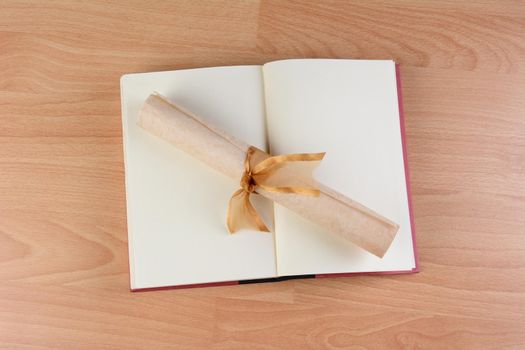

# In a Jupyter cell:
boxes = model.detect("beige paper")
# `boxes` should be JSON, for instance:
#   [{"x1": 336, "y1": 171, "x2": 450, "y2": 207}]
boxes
[{"x1": 138, "y1": 93, "x2": 399, "y2": 257}]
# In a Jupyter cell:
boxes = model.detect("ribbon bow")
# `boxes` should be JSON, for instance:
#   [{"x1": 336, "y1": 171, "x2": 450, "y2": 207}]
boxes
[{"x1": 227, "y1": 146, "x2": 325, "y2": 233}]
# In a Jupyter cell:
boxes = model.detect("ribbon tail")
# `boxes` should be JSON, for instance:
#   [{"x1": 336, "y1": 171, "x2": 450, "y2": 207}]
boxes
[
  {"x1": 252, "y1": 152, "x2": 325, "y2": 174},
  {"x1": 257, "y1": 184, "x2": 320, "y2": 196},
  {"x1": 227, "y1": 189, "x2": 269, "y2": 233},
  {"x1": 227, "y1": 189, "x2": 244, "y2": 233},
  {"x1": 243, "y1": 192, "x2": 270, "y2": 232}
]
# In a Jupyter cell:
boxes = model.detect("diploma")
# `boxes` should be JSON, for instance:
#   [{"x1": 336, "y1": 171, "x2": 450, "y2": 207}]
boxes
[{"x1": 138, "y1": 93, "x2": 399, "y2": 258}]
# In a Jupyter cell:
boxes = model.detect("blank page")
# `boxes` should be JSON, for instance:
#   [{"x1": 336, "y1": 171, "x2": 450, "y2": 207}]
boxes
[
  {"x1": 121, "y1": 66, "x2": 277, "y2": 289},
  {"x1": 263, "y1": 59, "x2": 416, "y2": 276}
]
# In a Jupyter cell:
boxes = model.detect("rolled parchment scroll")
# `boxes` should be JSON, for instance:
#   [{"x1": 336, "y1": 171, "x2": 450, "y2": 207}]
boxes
[{"x1": 138, "y1": 93, "x2": 399, "y2": 258}]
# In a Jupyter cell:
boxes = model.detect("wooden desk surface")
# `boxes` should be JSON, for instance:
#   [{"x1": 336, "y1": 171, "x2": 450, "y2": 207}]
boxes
[{"x1": 1, "y1": 1, "x2": 524, "y2": 348}]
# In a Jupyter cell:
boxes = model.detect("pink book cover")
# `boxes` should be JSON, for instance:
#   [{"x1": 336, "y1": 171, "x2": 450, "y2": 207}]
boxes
[{"x1": 131, "y1": 64, "x2": 419, "y2": 292}]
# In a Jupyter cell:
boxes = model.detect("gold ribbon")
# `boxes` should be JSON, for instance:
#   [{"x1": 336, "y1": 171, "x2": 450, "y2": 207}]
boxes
[{"x1": 227, "y1": 146, "x2": 325, "y2": 233}]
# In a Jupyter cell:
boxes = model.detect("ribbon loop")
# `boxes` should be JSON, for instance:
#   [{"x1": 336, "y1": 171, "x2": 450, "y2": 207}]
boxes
[{"x1": 227, "y1": 146, "x2": 325, "y2": 233}]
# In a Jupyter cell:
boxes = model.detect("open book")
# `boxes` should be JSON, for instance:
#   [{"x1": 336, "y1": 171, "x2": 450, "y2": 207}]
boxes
[{"x1": 120, "y1": 59, "x2": 418, "y2": 291}]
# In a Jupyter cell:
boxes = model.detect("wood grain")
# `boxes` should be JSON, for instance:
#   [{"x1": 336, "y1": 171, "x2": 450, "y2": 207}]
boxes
[{"x1": 0, "y1": 0, "x2": 524, "y2": 348}]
